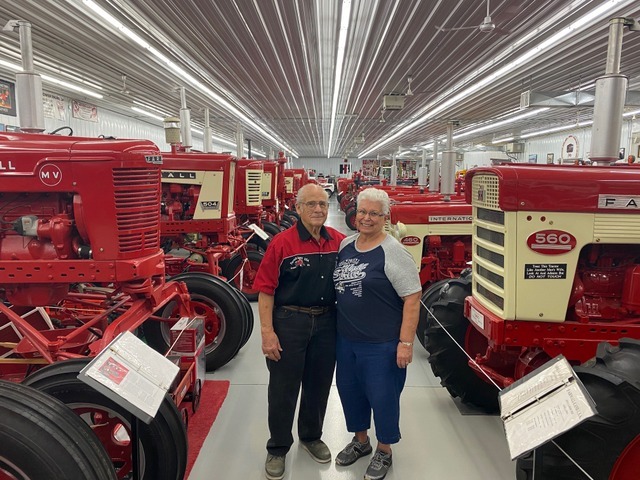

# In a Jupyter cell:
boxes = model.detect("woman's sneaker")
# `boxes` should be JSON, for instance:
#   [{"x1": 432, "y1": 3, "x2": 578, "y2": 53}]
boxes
[
  {"x1": 335, "y1": 436, "x2": 373, "y2": 466},
  {"x1": 364, "y1": 450, "x2": 392, "y2": 480}
]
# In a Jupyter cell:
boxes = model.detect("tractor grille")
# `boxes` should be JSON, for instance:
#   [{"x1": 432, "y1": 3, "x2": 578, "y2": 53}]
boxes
[
  {"x1": 472, "y1": 173, "x2": 506, "y2": 316},
  {"x1": 246, "y1": 169, "x2": 263, "y2": 206},
  {"x1": 113, "y1": 168, "x2": 160, "y2": 253}
]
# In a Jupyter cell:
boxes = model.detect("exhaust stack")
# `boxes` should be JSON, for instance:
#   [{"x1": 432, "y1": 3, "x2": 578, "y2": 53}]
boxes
[{"x1": 3, "y1": 20, "x2": 44, "y2": 133}]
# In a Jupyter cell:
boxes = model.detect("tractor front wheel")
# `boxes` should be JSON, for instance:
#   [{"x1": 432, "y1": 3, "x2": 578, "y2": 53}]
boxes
[
  {"x1": 426, "y1": 273, "x2": 499, "y2": 412},
  {"x1": 147, "y1": 273, "x2": 247, "y2": 371}
]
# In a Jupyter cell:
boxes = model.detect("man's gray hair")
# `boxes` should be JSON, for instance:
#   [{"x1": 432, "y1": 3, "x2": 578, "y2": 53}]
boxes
[
  {"x1": 296, "y1": 183, "x2": 328, "y2": 204},
  {"x1": 357, "y1": 187, "x2": 390, "y2": 214}
]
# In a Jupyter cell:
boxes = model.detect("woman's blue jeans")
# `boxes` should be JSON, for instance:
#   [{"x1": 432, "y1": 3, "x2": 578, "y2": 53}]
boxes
[{"x1": 336, "y1": 335, "x2": 407, "y2": 444}]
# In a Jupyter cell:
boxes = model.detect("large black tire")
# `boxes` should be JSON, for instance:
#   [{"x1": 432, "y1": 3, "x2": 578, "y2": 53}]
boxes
[
  {"x1": 221, "y1": 249, "x2": 264, "y2": 302},
  {"x1": 516, "y1": 338, "x2": 640, "y2": 480},
  {"x1": 22, "y1": 359, "x2": 186, "y2": 480},
  {"x1": 0, "y1": 380, "x2": 117, "y2": 480},
  {"x1": 148, "y1": 272, "x2": 247, "y2": 371},
  {"x1": 262, "y1": 221, "x2": 283, "y2": 237},
  {"x1": 280, "y1": 217, "x2": 293, "y2": 229},
  {"x1": 246, "y1": 233, "x2": 270, "y2": 252},
  {"x1": 345, "y1": 207, "x2": 357, "y2": 231},
  {"x1": 283, "y1": 210, "x2": 299, "y2": 223},
  {"x1": 426, "y1": 273, "x2": 500, "y2": 412},
  {"x1": 417, "y1": 279, "x2": 451, "y2": 351}
]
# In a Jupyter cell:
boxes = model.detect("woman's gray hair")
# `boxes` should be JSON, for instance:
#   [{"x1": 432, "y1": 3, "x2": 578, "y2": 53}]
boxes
[{"x1": 357, "y1": 187, "x2": 390, "y2": 214}]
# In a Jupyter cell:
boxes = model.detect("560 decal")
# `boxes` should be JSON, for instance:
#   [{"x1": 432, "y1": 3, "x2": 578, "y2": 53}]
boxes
[{"x1": 526, "y1": 230, "x2": 576, "y2": 255}]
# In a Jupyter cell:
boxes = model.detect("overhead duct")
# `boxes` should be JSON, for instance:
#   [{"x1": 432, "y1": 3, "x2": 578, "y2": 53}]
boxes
[{"x1": 383, "y1": 94, "x2": 405, "y2": 111}]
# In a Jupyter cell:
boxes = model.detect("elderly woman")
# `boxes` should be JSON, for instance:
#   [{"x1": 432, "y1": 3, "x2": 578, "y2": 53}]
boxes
[{"x1": 333, "y1": 187, "x2": 421, "y2": 480}]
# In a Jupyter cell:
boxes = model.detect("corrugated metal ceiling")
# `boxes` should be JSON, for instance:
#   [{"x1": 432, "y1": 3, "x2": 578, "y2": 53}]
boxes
[{"x1": 0, "y1": 0, "x2": 639, "y2": 159}]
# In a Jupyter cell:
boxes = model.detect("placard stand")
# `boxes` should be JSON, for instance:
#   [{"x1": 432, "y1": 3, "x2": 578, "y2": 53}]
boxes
[
  {"x1": 78, "y1": 331, "x2": 181, "y2": 479},
  {"x1": 499, "y1": 355, "x2": 597, "y2": 463}
]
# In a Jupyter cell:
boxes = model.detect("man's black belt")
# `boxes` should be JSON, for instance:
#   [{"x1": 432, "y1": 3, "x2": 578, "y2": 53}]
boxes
[{"x1": 280, "y1": 305, "x2": 333, "y2": 315}]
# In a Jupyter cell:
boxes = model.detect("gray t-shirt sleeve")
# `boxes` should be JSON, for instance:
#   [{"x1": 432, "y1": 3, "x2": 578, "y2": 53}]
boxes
[{"x1": 382, "y1": 235, "x2": 422, "y2": 298}]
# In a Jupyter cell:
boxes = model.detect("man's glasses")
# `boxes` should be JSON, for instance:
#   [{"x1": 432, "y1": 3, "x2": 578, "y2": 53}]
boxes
[
  {"x1": 300, "y1": 201, "x2": 329, "y2": 209},
  {"x1": 356, "y1": 209, "x2": 386, "y2": 218}
]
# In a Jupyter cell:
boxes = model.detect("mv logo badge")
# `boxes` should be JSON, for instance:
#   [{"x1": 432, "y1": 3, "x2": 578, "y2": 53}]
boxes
[{"x1": 39, "y1": 163, "x2": 62, "y2": 187}]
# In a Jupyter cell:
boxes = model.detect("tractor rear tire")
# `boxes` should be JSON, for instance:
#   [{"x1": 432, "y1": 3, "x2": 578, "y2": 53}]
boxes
[
  {"x1": 515, "y1": 338, "x2": 640, "y2": 480},
  {"x1": 0, "y1": 379, "x2": 117, "y2": 480},
  {"x1": 148, "y1": 273, "x2": 246, "y2": 371},
  {"x1": 262, "y1": 221, "x2": 283, "y2": 237},
  {"x1": 426, "y1": 274, "x2": 500, "y2": 412},
  {"x1": 417, "y1": 279, "x2": 450, "y2": 351},
  {"x1": 23, "y1": 359, "x2": 187, "y2": 480},
  {"x1": 221, "y1": 249, "x2": 264, "y2": 302}
]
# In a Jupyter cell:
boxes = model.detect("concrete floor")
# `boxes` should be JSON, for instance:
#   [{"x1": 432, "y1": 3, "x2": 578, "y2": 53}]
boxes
[{"x1": 188, "y1": 196, "x2": 516, "y2": 480}]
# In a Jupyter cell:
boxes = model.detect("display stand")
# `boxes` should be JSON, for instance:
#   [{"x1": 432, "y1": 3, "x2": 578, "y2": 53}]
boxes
[{"x1": 499, "y1": 355, "x2": 596, "y2": 462}]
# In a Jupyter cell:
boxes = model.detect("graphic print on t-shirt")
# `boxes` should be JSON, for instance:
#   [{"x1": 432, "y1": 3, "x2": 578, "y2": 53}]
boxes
[{"x1": 334, "y1": 257, "x2": 369, "y2": 296}]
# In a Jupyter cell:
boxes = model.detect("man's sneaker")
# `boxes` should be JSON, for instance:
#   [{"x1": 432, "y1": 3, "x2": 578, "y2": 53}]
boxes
[
  {"x1": 364, "y1": 450, "x2": 392, "y2": 480},
  {"x1": 335, "y1": 436, "x2": 373, "y2": 466},
  {"x1": 300, "y1": 439, "x2": 331, "y2": 463},
  {"x1": 265, "y1": 454, "x2": 285, "y2": 480}
]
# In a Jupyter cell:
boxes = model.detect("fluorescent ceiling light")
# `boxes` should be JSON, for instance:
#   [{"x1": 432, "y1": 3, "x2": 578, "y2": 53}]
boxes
[
  {"x1": 327, "y1": 0, "x2": 352, "y2": 158},
  {"x1": 360, "y1": 0, "x2": 633, "y2": 157},
  {"x1": 453, "y1": 108, "x2": 549, "y2": 140},
  {"x1": 492, "y1": 137, "x2": 514, "y2": 144},
  {"x1": 131, "y1": 106, "x2": 164, "y2": 121},
  {"x1": 79, "y1": 0, "x2": 298, "y2": 158},
  {"x1": 0, "y1": 58, "x2": 103, "y2": 98}
]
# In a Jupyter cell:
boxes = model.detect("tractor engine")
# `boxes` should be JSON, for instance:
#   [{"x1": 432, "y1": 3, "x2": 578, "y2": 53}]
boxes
[
  {"x1": 0, "y1": 133, "x2": 164, "y2": 306},
  {"x1": 569, "y1": 244, "x2": 640, "y2": 322}
]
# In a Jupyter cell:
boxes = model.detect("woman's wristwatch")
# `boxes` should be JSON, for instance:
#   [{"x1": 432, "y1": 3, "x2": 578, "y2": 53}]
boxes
[{"x1": 399, "y1": 340, "x2": 413, "y2": 347}]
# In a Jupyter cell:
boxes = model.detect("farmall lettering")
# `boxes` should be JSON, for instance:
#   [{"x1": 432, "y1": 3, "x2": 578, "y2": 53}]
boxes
[
  {"x1": 39, "y1": 164, "x2": 63, "y2": 187},
  {"x1": 0, "y1": 160, "x2": 16, "y2": 171},
  {"x1": 598, "y1": 195, "x2": 640, "y2": 209}
]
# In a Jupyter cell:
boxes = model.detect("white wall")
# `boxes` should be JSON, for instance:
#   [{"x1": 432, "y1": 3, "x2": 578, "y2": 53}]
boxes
[
  {"x1": 524, "y1": 118, "x2": 637, "y2": 164},
  {"x1": 0, "y1": 95, "x2": 245, "y2": 153}
]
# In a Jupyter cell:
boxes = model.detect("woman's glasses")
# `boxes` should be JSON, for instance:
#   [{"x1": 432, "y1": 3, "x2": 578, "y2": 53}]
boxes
[{"x1": 356, "y1": 209, "x2": 386, "y2": 218}]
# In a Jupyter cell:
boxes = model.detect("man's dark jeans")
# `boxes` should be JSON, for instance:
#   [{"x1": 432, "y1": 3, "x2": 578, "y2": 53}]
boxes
[{"x1": 266, "y1": 306, "x2": 336, "y2": 456}]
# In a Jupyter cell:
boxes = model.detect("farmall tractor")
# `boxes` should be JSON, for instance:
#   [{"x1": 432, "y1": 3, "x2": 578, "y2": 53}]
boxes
[
  {"x1": 424, "y1": 18, "x2": 640, "y2": 480},
  {"x1": 159, "y1": 147, "x2": 256, "y2": 372},
  {"x1": 0, "y1": 132, "x2": 197, "y2": 480}
]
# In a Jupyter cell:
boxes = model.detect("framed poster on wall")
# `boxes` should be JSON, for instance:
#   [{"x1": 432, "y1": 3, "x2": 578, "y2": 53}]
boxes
[
  {"x1": 0, "y1": 80, "x2": 16, "y2": 116},
  {"x1": 546, "y1": 153, "x2": 554, "y2": 164}
]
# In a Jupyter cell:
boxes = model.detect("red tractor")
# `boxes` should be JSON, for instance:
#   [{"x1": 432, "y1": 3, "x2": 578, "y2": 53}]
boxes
[
  {"x1": 424, "y1": 18, "x2": 640, "y2": 480},
  {"x1": 159, "y1": 149, "x2": 256, "y2": 371},
  {"x1": 0, "y1": 132, "x2": 199, "y2": 479}
]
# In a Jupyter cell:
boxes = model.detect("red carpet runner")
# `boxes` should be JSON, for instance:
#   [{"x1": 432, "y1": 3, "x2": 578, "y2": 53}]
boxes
[{"x1": 185, "y1": 380, "x2": 230, "y2": 479}]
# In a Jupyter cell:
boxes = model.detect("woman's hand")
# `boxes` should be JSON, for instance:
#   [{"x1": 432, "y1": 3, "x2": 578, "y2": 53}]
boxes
[{"x1": 397, "y1": 341, "x2": 413, "y2": 368}]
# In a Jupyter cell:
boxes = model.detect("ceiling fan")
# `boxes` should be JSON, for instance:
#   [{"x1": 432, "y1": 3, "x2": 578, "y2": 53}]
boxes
[{"x1": 437, "y1": 0, "x2": 509, "y2": 35}]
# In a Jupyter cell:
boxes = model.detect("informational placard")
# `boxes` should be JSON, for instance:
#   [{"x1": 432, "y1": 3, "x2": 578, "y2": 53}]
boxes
[
  {"x1": 524, "y1": 264, "x2": 567, "y2": 280},
  {"x1": 499, "y1": 356, "x2": 597, "y2": 460},
  {"x1": 78, "y1": 331, "x2": 180, "y2": 424}
]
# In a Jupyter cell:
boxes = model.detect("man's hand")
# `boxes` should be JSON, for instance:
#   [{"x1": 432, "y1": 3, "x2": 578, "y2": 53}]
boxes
[{"x1": 262, "y1": 330, "x2": 283, "y2": 361}]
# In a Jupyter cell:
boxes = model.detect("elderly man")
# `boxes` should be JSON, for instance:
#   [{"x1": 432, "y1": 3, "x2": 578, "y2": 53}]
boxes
[{"x1": 253, "y1": 183, "x2": 346, "y2": 480}]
